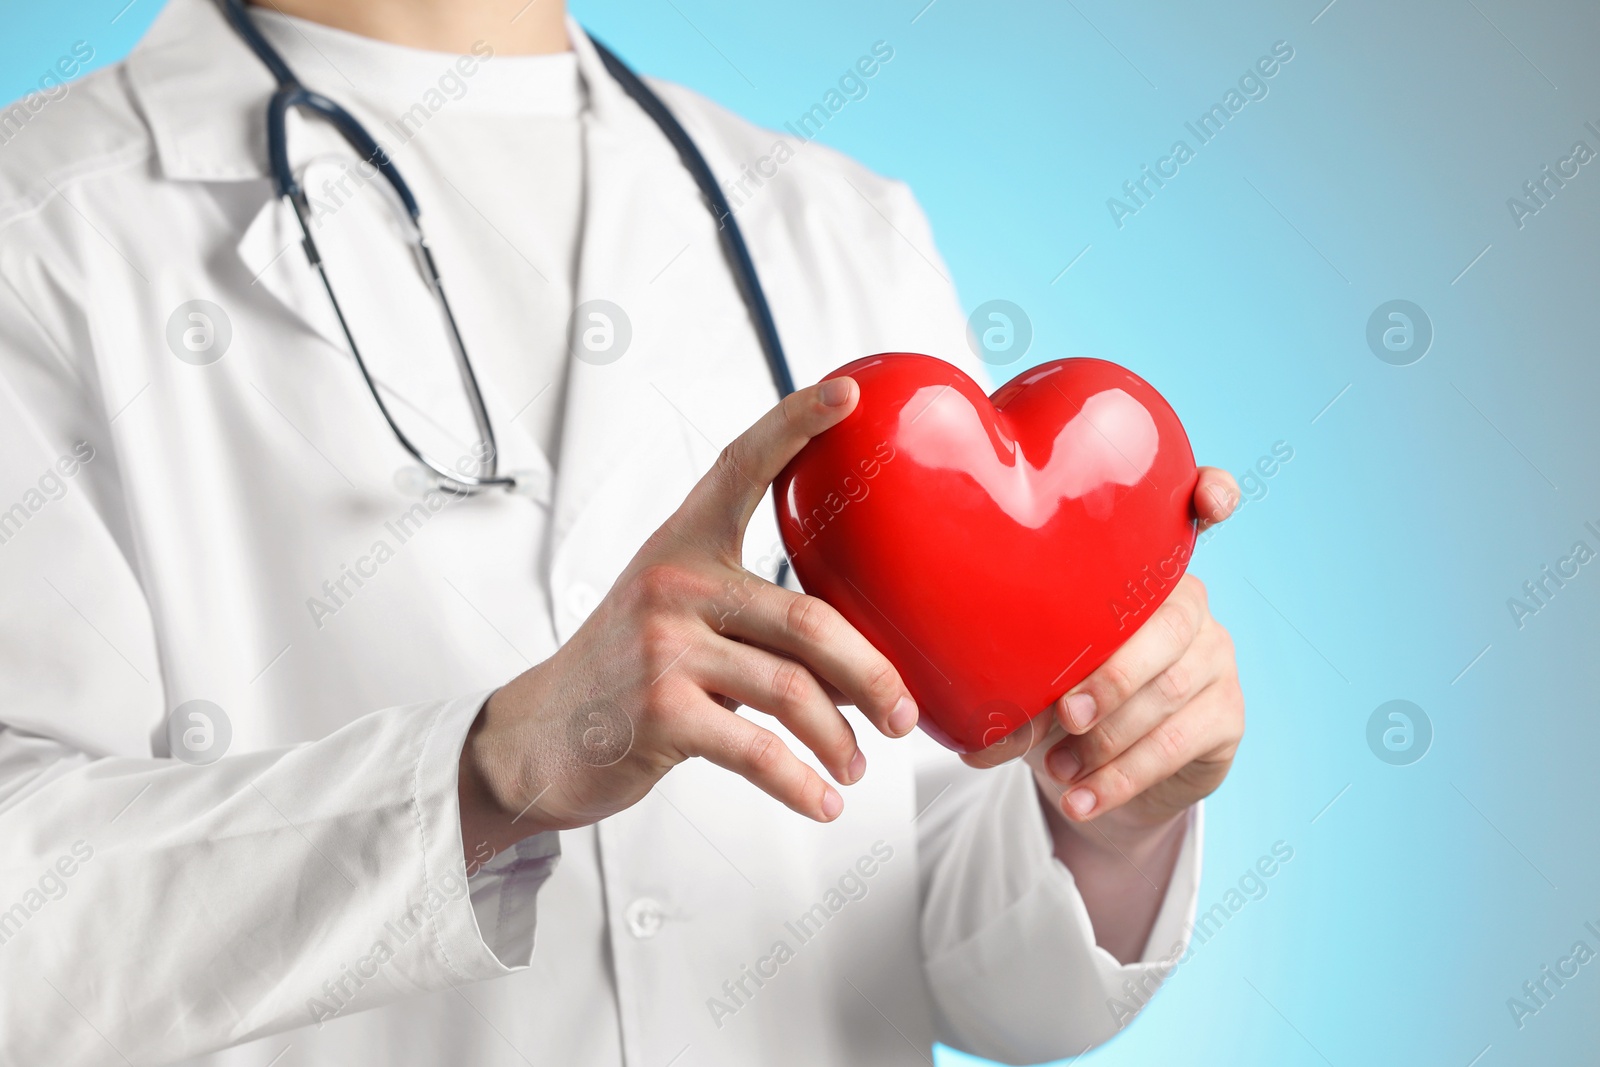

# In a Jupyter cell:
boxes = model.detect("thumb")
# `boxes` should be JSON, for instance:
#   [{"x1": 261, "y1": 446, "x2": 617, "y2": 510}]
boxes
[
  {"x1": 1195, "y1": 467, "x2": 1240, "y2": 531},
  {"x1": 672, "y1": 377, "x2": 859, "y2": 551}
]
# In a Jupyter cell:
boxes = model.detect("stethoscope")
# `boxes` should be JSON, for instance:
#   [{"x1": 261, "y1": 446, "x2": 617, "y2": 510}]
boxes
[{"x1": 218, "y1": 0, "x2": 795, "y2": 498}]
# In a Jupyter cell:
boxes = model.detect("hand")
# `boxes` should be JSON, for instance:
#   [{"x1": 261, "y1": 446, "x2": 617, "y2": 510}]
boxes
[
  {"x1": 964, "y1": 468, "x2": 1245, "y2": 835},
  {"x1": 457, "y1": 379, "x2": 920, "y2": 857}
]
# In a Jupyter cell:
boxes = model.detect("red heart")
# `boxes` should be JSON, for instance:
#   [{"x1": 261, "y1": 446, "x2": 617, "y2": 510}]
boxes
[{"x1": 775, "y1": 354, "x2": 1199, "y2": 753}]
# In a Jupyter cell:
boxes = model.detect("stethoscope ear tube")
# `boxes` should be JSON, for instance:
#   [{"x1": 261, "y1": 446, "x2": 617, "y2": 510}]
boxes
[
  {"x1": 220, "y1": 1, "x2": 802, "y2": 578},
  {"x1": 588, "y1": 37, "x2": 795, "y2": 401},
  {"x1": 266, "y1": 80, "x2": 505, "y2": 491},
  {"x1": 219, "y1": 0, "x2": 296, "y2": 87},
  {"x1": 283, "y1": 182, "x2": 515, "y2": 493},
  {"x1": 265, "y1": 86, "x2": 421, "y2": 219},
  {"x1": 589, "y1": 36, "x2": 796, "y2": 585}
]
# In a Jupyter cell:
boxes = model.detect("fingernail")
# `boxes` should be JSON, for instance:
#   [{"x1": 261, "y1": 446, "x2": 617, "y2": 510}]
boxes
[
  {"x1": 1066, "y1": 788, "x2": 1095, "y2": 817},
  {"x1": 819, "y1": 378, "x2": 852, "y2": 406},
  {"x1": 1065, "y1": 693, "x2": 1096, "y2": 731},
  {"x1": 822, "y1": 786, "x2": 844, "y2": 820},
  {"x1": 888, "y1": 696, "x2": 918, "y2": 736},
  {"x1": 1046, "y1": 746, "x2": 1080, "y2": 783},
  {"x1": 846, "y1": 748, "x2": 867, "y2": 784}
]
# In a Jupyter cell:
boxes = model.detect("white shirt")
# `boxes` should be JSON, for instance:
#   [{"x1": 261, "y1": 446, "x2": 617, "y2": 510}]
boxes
[
  {"x1": 0, "y1": 3, "x2": 1203, "y2": 1065},
  {"x1": 255, "y1": 10, "x2": 585, "y2": 463}
]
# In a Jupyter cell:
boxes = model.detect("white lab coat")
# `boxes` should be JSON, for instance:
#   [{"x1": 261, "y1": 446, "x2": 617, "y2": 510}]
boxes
[{"x1": 0, "y1": 2, "x2": 1202, "y2": 1064}]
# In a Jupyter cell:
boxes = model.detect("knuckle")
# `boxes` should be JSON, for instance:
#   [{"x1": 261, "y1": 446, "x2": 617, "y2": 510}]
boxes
[
  {"x1": 1097, "y1": 660, "x2": 1137, "y2": 707},
  {"x1": 1223, "y1": 680, "x2": 1247, "y2": 732},
  {"x1": 1097, "y1": 762, "x2": 1137, "y2": 806},
  {"x1": 1152, "y1": 718, "x2": 1188, "y2": 764},
  {"x1": 637, "y1": 618, "x2": 689, "y2": 679},
  {"x1": 829, "y1": 724, "x2": 857, "y2": 765},
  {"x1": 712, "y1": 574, "x2": 758, "y2": 631},
  {"x1": 1194, "y1": 616, "x2": 1236, "y2": 677},
  {"x1": 714, "y1": 440, "x2": 753, "y2": 494},
  {"x1": 817, "y1": 717, "x2": 856, "y2": 767},
  {"x1": 778, "y1": 390, "x2": 807, "y2": 430},
  {"x1": 1210, "y1": 632, "x2": 1239, "y2": 683},
  {"x1": 785, "y1": 595, "x2": 835, "y2": 645},
  {"x1": 1155, "y1": 661, "x2": 1192, "y2": 706},
  {"x1": 1158, "y1": 597, "x2": 1199, "y2": 650},
  {"x1": 642, "y1": 678, "x2": 688, "y2": 726},
  {"x1": 743, "y1": 727, "x2": 786, "y2": 777},
  {"x1": 770, "y1": 659, "x2": 813, "y2": 711},
  {"x1": 797, "y1": 767, "x2": 829, "y2": 814},
  {"x1": 1210, "y1": 618, "x2": 1235, "y2": 656},
  {"x1": 861, "y1": 658, "x2": 902, "y2": 709},
  {"x1": 633, "y1": 562, "x2": 696, "y2": 610},
  {"x1": 1078, "y1": 722, "x2": 1117, "y2": 766}
]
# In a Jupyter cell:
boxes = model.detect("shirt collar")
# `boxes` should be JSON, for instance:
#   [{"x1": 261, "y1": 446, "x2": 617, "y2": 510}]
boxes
[{"x1": 125, "y1": 0, "x2": 651, "y2": 183}]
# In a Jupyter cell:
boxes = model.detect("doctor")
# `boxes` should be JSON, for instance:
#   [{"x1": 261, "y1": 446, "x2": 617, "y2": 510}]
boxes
[{"x1": 0, "y1": 0, "x2": 1245, "y2": 1064}]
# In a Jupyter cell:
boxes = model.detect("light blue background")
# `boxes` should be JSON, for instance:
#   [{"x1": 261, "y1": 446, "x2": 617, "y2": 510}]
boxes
[{"x1": 6, "y1": 1, "x2": 1599, "y2": 1063}]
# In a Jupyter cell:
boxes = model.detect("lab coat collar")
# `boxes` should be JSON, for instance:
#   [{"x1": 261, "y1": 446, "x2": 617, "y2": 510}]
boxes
[
  {"x1": 142, "y1": 0, "x2": 702, "y2": 408},
  {"x1": 125, "y1": 0, "x2": 667, "y2": 185},
  {"x1": 130, "y1": 0, "x2": 771, "y2": 601},
  {"x1": 205, "y1": 4, "x2": 668, "y2": 363},
  {"x1": 124, "y1": 0, "x2": 277, "y2": 183}
]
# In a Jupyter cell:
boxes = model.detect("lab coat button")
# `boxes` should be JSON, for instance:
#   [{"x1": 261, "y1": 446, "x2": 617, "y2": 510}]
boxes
[{"x1": 625, "y1": 897, "x2": 666, "y2": 939}]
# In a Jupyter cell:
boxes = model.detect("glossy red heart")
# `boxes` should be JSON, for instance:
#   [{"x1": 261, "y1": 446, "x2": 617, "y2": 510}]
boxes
[{"x1": 775, "y1": 354, "x2": 1199, "y2": 753}]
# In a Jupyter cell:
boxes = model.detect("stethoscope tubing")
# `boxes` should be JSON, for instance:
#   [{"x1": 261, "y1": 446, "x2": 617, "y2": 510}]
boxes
[{"x1": 217, "y1": 0, "x2": 796, "y2": 499}]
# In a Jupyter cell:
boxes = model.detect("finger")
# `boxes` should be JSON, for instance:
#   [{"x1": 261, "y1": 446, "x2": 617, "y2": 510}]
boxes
[
  {"x1": 1041, "y1": 628, "x2": 1223, "y2": 784},
  {"x1": 960, "y1": 707, "x2": 1053, "y2": 769},
  {"x1": 692, "y1": 636, "x2": 864, "y2": 785},
  {"x1": 715, "y1": 581, "x2": 917, "y2": 739},
  {"x1": 673, "y1": 377, "x2": 859, "y2": 550},
  {"x1": 674, "y1": 695, "x2": 844, "y2": 822},
  {"x1": 1195, "y1": 467, "x2": 1240, "y2": 531},
  {"x1": 1056, "y1": 575, "x2": 1208, "y2": 736},
  {"x1": 1055, "y1": 684, "x2": 1234, "y2": 821}
]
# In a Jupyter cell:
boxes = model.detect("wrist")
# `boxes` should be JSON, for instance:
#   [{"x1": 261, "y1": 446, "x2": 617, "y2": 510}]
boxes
[
  {"x1": 1057, "y1": 801, "x2": 1188, "y2": 855},
  {"x1": 1034, "y1": 778, "x2": 1188, "y2": 964},
  {"x1": 1031, "y1": 765, "x2": 1188, "y2": 857},
  {"x1": 458, "y1": 687, "x2": 547, "y2": 857}
]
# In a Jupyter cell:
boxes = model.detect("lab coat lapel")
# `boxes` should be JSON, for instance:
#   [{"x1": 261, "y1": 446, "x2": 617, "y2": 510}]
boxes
[
  {"x1": 236, "y1": 191, "x2": 350, "y2": 352},
  {"x1": 126, "y1": 0, "x2": 356, "y2": 352},
  {"x1": 548, "y1": 27, "x2": 780, "y2": 615}
]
